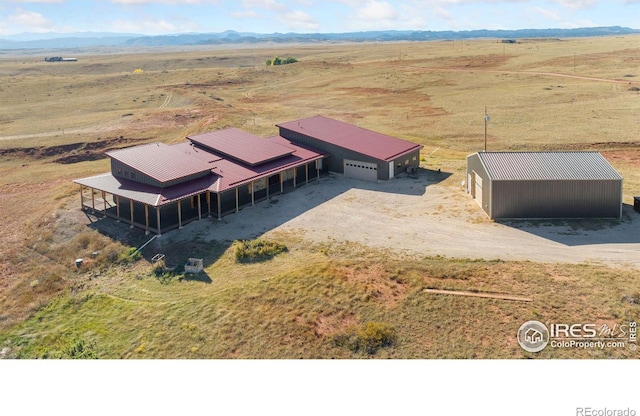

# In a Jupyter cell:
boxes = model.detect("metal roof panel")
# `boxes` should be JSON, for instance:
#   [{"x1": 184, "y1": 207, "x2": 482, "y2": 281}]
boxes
[
  {"x1": 106, "y1": 142, "x2": 213, "y2": 184},
  {"x1": 477, "y1": 152, "x2": 623, "y2": 181},
  {"x1": 277, "y1": 115, "x2": 423, "y2": 162},
  {"x1": 188, "y1": 128, "x2": 294, "y2": 166}
]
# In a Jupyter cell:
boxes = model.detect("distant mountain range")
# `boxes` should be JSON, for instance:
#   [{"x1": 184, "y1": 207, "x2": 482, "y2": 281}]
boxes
[{"x1": 1, "y1": 26, "x2": 638, "y2": 50}]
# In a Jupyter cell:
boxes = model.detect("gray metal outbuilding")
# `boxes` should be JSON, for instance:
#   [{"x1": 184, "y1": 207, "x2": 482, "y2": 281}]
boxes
[{"x1": 466, "y1": 152, "x2": 623, "y2": 219}]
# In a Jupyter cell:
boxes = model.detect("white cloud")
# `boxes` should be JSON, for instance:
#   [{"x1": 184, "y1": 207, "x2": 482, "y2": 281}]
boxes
[
  {"x1": 241, "y1": 0, "x2": 288, "y2": 12},
  {"x1": 550, "y1": 0, "x2": 598, "y2": 9},
  {"x1": 278, "y1": 10, "x2": 319, "y2": 30},
  {"x1": 355, "y1": 0, "x2": 398, "y2": 20},
  {"x1": 110, "y1": 18, "x2": 195, "y2": 33},
  {"x1": 9, "y1": 8, "x2": 54, "y2": 32},
  {"x1": 110, "y1": 0, "x2": 212, "y2": 4},
  {"x1": 231, "y1": 10, "x2": 261, "y2": 19},
  {"x1": 529, "y1": 6, "x2": 561, "y2": 21}
]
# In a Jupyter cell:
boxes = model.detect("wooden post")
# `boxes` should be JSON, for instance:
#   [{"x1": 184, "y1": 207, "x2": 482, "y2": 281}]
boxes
[
  {"x1": 280, "y1": 172, "x2": 284, "y2": 194},
  {"x1": 207, "y1": 191, "x2": 211, "y2": 217},
  {"x1": 266, "y1": 177, "x2": 269, "y2": 199},
  {"x1": 178, "y1": 200, "x2": 183, "y2": 229},
  {"x1": 79, "y1": 185, "x2": 84, "y2": 209},
  {"x1": 156, "y1": 208, "x2": 162, "y2": 236},
  {"x1": 116, "y1": 195, "x2": 120, "y2": 221},
  {"x1": 316, "y1": 160, "x2": 320, "y2": 181},
  {"x1": 102, "y1": 191, "x2": 107, "y2": 218},
  {"x1": 129, "y1": 199, "x2": 134, "y2": 228},
  {"x1": 305, "y1": 163, "x2": 309, "y2": 185},
  {"x1": 144, "y1": 204, "x2": 150, "y2": 235},
  {"x1": 197, "y1": 193, "x2": 202, "y2": 220},
  {"x1": 235, "y1": 187, "x2": 239, "y2": 213},
  {"x1": 217, "y1": 192, "x2": 222, "y2": 220},
  {"x1": 91, "y1": 188, "x2": 95, "y2": 210},
  {"x1": 251, "y1": 182, "x2": 255, "y2": 206},
  {"x1": 293, "y1": 168, "x2": 297, "y2": 188}
]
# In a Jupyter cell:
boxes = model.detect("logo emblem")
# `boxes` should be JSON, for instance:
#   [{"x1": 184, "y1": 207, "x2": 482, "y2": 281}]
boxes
[{"x1": 517, "y1": 320, "x2": 549, "y2": 352}]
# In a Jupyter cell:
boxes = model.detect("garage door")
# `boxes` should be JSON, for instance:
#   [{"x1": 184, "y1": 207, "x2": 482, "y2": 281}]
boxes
[{"x1": 344, "y1": 159, "x2": 378, "y2": 181}]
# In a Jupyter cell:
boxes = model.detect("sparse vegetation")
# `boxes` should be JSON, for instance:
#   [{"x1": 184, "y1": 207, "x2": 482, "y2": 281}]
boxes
[
  {"x1": 333, "y1": 321, "x2": 398, "y2": 354},
  {"x1": 233, "y1": 239, "x2": 288, "y2": 262},
  {"x1": 265, "y1": 56, "x2": 298, "y2": 66}
]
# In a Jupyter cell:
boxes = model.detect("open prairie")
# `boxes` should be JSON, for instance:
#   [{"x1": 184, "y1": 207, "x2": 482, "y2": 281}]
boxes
[{"x1": 0, "y1": 36, "x2": 639, "y2": 358}]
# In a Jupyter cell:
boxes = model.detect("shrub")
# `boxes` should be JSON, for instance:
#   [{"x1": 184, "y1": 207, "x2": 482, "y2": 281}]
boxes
[
  {"x1": 233, "y1": 239, "x2": 288, "y2": 262},
  {"x1": 333, "y1": 321, "x2": 397, "y2": 354}
]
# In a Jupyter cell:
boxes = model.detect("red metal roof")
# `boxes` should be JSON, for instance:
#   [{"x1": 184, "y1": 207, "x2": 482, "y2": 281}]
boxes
[
  {"x1": 188, "y1": 128, "x2": 294, "y2": 166},
  {"x1": 76, "y1": 136, "x2": 325, "y2": 206},
  {"x1": 106, "y1": 142, "x2": 213, "y2": 184},
  {"x1": 277, "y1": 115, "x2": 423, "y2": 162}
]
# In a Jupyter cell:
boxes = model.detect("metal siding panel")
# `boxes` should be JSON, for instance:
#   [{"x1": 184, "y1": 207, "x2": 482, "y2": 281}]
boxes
[
  {"x1": 491, "y1": 179, "x2": 622, "y2": 219},
  {"x1": 466, "y1": 153, "x2": 491, "y2": 217}
]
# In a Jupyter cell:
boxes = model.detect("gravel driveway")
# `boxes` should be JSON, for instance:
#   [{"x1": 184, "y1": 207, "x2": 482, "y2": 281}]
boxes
[{"x1": 167, "y1": 172, "x2": 640, "y2": 269}]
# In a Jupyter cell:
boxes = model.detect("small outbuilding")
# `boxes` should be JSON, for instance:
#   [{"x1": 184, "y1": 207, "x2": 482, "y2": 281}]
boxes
[{"x1": 466, "y1": 151, "x2": 623, "y2": 219}]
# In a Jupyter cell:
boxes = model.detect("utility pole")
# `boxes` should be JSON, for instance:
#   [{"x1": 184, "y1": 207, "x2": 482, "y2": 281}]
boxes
[{"x1": 484, "y1": 107, "x2": 490, "y2": 152}]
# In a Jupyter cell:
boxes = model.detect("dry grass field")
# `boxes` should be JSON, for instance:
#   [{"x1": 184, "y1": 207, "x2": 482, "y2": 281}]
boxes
[{"x1": 0, "y1": 36, "x2": 639, "y2": 358}]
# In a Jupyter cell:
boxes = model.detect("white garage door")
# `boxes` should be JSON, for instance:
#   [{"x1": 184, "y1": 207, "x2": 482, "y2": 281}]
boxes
[{"x1": 344, "y1": 159, "x2": 378, "y2": 181}]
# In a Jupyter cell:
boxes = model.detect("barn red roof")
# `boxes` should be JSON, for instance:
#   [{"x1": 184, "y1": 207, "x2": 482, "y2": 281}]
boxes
[
  {"x1": 188, "y1": 128, "x2": 294, "y2": 166},
  {"x1": 277, "y1": 115, "x2": 423, "y2": 162},
  {"x1": 76, "y1": 136, "x2": 325, "y2": 206},
  {"x1": 106, "y1": 142, "x2": 213, "y2": 184}
]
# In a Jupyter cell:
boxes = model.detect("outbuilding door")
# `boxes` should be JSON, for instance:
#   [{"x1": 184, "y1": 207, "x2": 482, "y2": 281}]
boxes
[
  {"x1": 473, "y1": 171, "x2": 483, "y2": 207},
  {"x1": 344, "y1": 159, "x2": 378, "y2": 181}
]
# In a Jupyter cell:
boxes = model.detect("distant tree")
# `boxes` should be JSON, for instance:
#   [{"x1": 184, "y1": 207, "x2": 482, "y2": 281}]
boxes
[{"x1": 266, "y1": 56, "x2": 297, "y2": 66}]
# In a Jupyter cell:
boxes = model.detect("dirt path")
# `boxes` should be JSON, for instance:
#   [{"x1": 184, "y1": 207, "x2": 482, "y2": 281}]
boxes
[
  {"x1": 165, "y1": 173, "x2": 640, "y2": 269},
  {"x1": 384, "y1": 63, "x2": 640, "y2": 85}
]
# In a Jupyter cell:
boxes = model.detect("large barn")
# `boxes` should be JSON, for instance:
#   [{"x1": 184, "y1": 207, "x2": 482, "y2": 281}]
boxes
[
  {"x1": 466, "y1": 151, "x2": 623, "y2": 219},
  {"x1": 74, "y1": 116, "x2": 423, "y2": 235},
  {"x1": 277, "y1": 115, "x2": 423, "y2": 181}
]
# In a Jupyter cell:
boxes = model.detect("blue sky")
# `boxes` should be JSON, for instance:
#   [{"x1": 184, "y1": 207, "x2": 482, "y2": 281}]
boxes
[{"x1": 0, "y1": 0, "x2": 639, "y2": 36}]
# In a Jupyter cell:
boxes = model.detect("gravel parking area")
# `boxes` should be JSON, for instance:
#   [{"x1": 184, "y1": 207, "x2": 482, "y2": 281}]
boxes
[{"x1": 160, "y1": 171, "x2": 640, "y2": 269}]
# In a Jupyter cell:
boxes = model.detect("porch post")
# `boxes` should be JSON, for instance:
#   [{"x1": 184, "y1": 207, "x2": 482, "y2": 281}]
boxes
[
  {"x1": 102, "y1": 191, "x2": 107, "y2": 218},
  {"x1": 266, "y1": 177, "x2": 269, "y2": 199},
  {"x1": 91, "y1": 188, "x2": 95, "y2": 210},
  {"x1": 317, "y1": 161, "x2": 320, "y2": 181},
  {"x1": 207, "y1": 191, "x2": 211, "y2": 217},
  {"x1": 280, "y1": 172, "x2": 284, "y2": 194},
  {"x1": 293, "y1": 168, "x2": 297, "y2": 188},
  {"x1": 235, "y1": 187, "x2": 239, "y2": 213},
  {"x1": 197, "y1": 193, "x2": 202, "y2": 220},
  {"x1": 305, "y1": 163, "x2": 309, "y2": 185},
  {"x1": 129, "y1": 199, "x2": 134, "y2": 228},
  {"x1": 251, "y1": 181, "x2": 255, "y2": 206},
  {"x1": 116, "y1": 195, "x2": 120, "y2": 222},
  {"x1": 156, "y1": 208, "x2": 162, "y2": 236},
  {"x1": 144, "y1": 204, "x2": 150, "y2": 235},
  {"x1": 178, "y1": 199, "x2": 183, "y2": 229},
  {"x1": 79, "y1": 185, "x2": 83, "y2": 209},
  {"x1": 217, "y1": 192, "x2": 222, "y2": 220}
]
